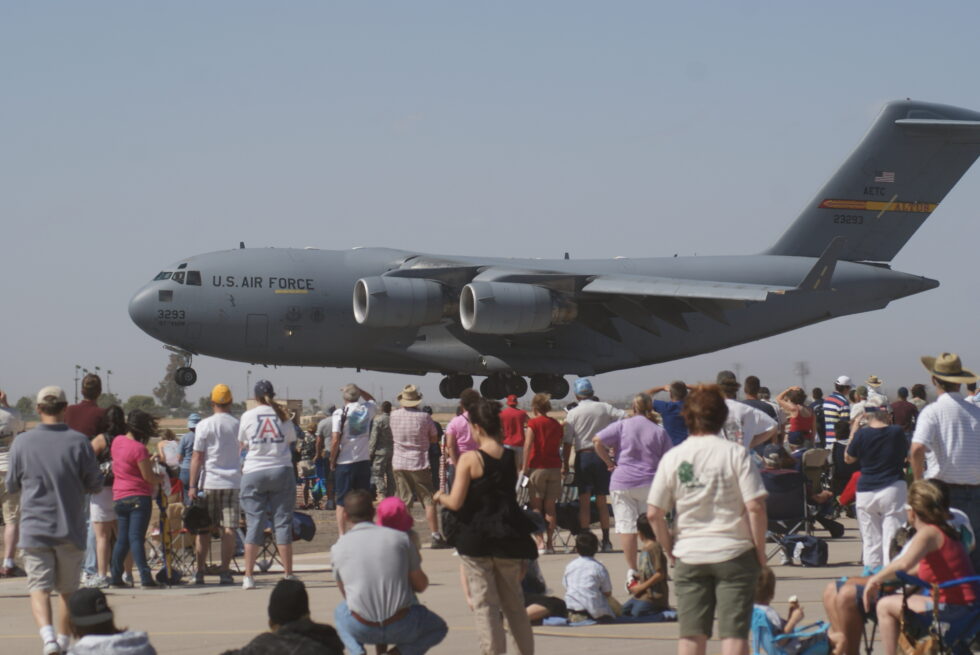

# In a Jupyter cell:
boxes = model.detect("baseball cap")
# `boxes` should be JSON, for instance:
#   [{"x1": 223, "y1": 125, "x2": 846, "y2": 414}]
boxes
[
  {"x1": 68, "y1": 588, "x2": 114, "y2": 627},
  {"x1": 210, "y1": 384, "x2": 233, "y2": 405},
  {"x1": 254, "y1": 379, "x2": 275, "y2": 398},
  {"x1": 268, "y1": 578, "x2": 310, "y2": 626},
  {"x1": 376, "y1": 497, "x2": 414, "y2": 533},
  {"x1": 187, "y1": 413, "x2": 202, "y2": 429},
  {"x1": 35, "y1": 385, "x2": 66, "y2": 404},
  {"x1": 506, "y1": 394, "x2": 519, "y2": 407},
  {"x1": 835, "y1": 375, "x2": 852, "y2": 386},
  {"x1": 573, "y1": 378, "x2": 593, "y2": 397}
]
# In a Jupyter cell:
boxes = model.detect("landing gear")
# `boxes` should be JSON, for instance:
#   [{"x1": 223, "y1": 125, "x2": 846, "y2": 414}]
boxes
[
  {"x1": 440, "y1": 373, "x2": 564, "y2": 400},
  {"x1": 530, "y1": 374, "x2": 569, "y2": 399},
  {"x1": 175, "y1": 366, "x2": 197, "y2": 387},
  {"x1": 439, "y1": 374, "x2": 474, "y2": 399},
  {"x1": 479, "y1": 374, "x2": 529, "y2": 400}
]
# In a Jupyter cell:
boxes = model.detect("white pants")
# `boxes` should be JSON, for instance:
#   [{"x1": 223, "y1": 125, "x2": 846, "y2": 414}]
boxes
[{"x1": 855, "y1": 479, "x2": 907, "y2": 570}]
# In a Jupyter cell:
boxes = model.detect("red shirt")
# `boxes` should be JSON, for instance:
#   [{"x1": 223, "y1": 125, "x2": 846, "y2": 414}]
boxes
[
  {"x1": 919, "y1": 531, "x2": 978, "y2": 605},
  {"x1": 527, "y1": 416, "x2": 563, "y2": 469},
  {"x1": 65, "y1": 400, "x2": 106, "y2": 438},
  {"x1": 500, "y1": 407, "x2": 528, "y2": 448}
]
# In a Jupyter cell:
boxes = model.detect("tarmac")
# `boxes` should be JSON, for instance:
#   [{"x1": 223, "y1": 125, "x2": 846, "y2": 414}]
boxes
[{"x1": 0, "y1": 511, "x2": 878, "y2": 655}]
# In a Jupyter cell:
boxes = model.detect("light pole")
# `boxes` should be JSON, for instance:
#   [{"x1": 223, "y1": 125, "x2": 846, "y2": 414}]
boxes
[
  {"x1": 246, "y1": 370, "x2": 252, "y2": 402},
  {"x1": 106, "y1": 370, "x2": 113, "y2": 395},
  {"x1": 74, "y1": 365, "x2": 81, "y2": 403}
]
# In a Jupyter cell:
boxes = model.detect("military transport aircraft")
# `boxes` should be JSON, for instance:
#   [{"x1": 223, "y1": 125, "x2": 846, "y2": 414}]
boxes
[{"x1": 129, "y1": 100, "x2": 980, "y2": 399}]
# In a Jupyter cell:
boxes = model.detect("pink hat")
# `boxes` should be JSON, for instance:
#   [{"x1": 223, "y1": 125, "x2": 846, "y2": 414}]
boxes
[{"x1": 376, "y1": 497, "x2": 413, "y2": 533}]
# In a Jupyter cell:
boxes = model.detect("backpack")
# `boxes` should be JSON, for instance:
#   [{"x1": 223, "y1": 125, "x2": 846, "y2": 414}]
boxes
[
  {"x1": 291, "y1": 512, "x2": 317, "y2": 542},
  {"x1": 345, "y1": 404, "x2": 372, "y2": 436},
  {"x1": 781, "y1": 535, "x2": 828, "y2": 567}
]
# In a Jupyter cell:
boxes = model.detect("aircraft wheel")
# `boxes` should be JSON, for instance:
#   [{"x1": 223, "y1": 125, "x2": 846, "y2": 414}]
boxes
[
  {"x1": 175, "y1": 366, "x2": 197, "y2": 387},
  {"x1": 439, "y1": 378, "x2": 454, "y2": 399},
  {"x1": 455, "y1": 375, "x2": 474, "y2": 392},
  {"x1": 529, "y1": 374, "x2": 552, "y2": 394},
  {"x1": 549, "y1": 377, "x2": 569, "y2": 399},
  {"x1": 480, "y1": 377, "x2": 505, "y2": 400},
  {"x1": 505, "y1": 375, "x2": 528, "y2": 398}
]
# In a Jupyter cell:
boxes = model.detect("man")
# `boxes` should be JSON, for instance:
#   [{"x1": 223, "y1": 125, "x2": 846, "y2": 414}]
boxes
[
  {"x1": 562, "y1": 378, "x2": 626, "y2": 552},
  {"x1": 178, "y1": 414, "x2": 201, "y2": 503},
  {"x1": 330, "y1": 384, "x2": 377, "y2": 536},
  {"x1": 809, "y1": 388, "x2": 826, "y2": 447},
  {"x1": 226, "y1": 579, "x2": 344, "y2": 654},
  {"x1": 0, "y1": 389, "x2": 25, "y2": 577},
  {"x1": 189, "y1": 383, "x2": 241, "y2": 585},
  {"x1": 368, "y1": 401, "x2": 394, "y2": 498},
  {"x1": 645, "y1": 381, "x2": 689, "y2": 446},
  {"x1": 715, "y1": 371, "x2": 778, "y2": 452},
  {"x1": 314, "y1": 406, "x2": 337, "y2": 510},
  {"x1": 389, "y1": 385, "x2": 446, "y2": 548},
  {"x1": 910, "y1": 352, "x2": 980, "y2": 572},
  {"x1": 500, "y1": 394, "x2": 529, "y2": 473},
  {"x1": 6, "y1": 386, "x2": 102, "y2": 654},
  {"x1": 822, "y1": 375, "x2": 852, "y2": 446},
  {"x1": 65, "y1": 374, "x2": 105, "y2": 438},
  {"x1": 865, "y1": 375, "x2": 889, "y2": 409},
  {"x1": 890, "y1": 387, "x2": 918, "y2": 439},
  {"x1": 331, "y1": 490, "x2": 447, "y2": 655},
  {"x1": 741, "y1": 376, "x2": 778, "y2": 421}
]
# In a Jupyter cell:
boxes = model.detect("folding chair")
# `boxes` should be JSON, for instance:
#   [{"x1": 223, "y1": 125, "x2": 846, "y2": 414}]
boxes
[
  {"x1": 801, "y1": 448, "x2": 830, "y2": 491},
  {"x1": 762, "y1": 468, "x2": 811, "y2": 561},
  {"x1": 552, "y1": 483, "x2": 581, "y2": 552},
  {"x1": 889, "y1": 571, "x2": 980, "y2": 655},
  {"x1": 751, "y1": 606, "x2": 830, "y2": 655}
]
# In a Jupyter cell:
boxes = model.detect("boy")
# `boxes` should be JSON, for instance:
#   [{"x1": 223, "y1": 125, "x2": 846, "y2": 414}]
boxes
[
  {"x1": 563, "y1": 532, "x2": 615, "y2": 622},
  {"x1": 623, "y1": 515, "x2": 669, "y2": 616}
]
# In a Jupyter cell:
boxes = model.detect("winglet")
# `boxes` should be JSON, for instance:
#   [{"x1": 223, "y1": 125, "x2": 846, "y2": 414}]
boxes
[{"x1": 798, "y1": 236, "x2": 846, "y2": 291}]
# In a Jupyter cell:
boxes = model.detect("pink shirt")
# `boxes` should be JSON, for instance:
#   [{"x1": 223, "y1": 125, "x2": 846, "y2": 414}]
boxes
[
  {"x1": 111, "y1": 435, "x2": 153, "y2": 500},
  {"x1": 446, "y1": 413, "x2": 477, "y2": 456}
]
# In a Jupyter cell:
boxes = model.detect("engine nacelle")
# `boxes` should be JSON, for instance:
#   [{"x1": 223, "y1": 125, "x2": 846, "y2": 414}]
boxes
[
  {"x1": 353, "y1": 276, "x2": 449, "y2": 327},
  {"x1": 459, "y1": 281, "x2": 576, "y2": 334}
]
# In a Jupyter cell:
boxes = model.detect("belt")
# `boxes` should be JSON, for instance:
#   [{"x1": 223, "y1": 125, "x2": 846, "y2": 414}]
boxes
[
  {"x1": 350, "y1": 606, "x2": 410, "y2": 627},
  {"x1": 937, "y1": 480, "x2": 980, "y2": 489},
  {"x1": 576, "y1": 447, "x2": 595, "y2": 454}
]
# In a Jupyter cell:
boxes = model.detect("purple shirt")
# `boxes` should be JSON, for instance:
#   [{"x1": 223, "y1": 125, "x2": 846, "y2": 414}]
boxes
[{"x1": 597, "y1": 415, "x2": 672, "y2": 491}]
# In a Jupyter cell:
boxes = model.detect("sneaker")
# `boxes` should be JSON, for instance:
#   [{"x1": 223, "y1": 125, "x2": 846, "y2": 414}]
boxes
[
  {"x1": 242, "y1": 576, "x2": 256, "y2": 590},
  {"x1": 600, "y1": 539, "x2": 614, "y2": 553},
  {"x1": 194, "y1": 571, "x2": 206, "y2": 585},
  {"x1": 779, "y1": 550, "x2": 791, "y2": 566},
  {"x1": 0, "y1": 565, "x2": 27, "y2": 578},
  {"x1": 110, "y1": 579, "x2": 130, "y2": 589},
  {"x1": 42, "y1": 640, "x2": 62, "y2": 655},
  {"x1": 122, "y1": 572, "x2": 133, "y2": 585},
  {"x1": 430, "y1": 533, "x2": 451, "y2": 550},
  {"x1": 282, "y1": 574, "x2": 299, "y2": 582},
  {"x1": 219, "y1": 571, "x2": 234, "y2": 585},
  {"x1": 85, "y1": 575, "x2": 110, "y2": 589}
]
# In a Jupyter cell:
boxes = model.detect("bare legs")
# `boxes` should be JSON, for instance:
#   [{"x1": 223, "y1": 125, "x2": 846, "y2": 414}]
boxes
[{"x1": 92, "y1": 521, "x2": 116, "y2": 578}]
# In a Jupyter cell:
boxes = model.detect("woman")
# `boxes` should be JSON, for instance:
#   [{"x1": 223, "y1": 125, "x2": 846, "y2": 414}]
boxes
[
  {"x1": 238, "y1": 379, "x2": 297, "y2": 590},
  {"x1": 776, "y1": 386, "x2": 815, "y2": 448},
  {"x1": 110, "y1": 409, "x2": 164, "y2": 588},
  {"x1": 434, "y1": 396, "x2": 537, "y2": 655},
  {"x1": 443, "y1": 389, "x2": 481, "y2": 490},
  {"x1": 521, "y1": 393, "x2": 564, "y2": 554},
  {"x1": 647, "y1": 385, "x2": 769, "y2": 655},
  {"x1": 845, "y1": 409, "x2": 908, "y2": 576},
  {"x1": 863, "y1": 480, "x2": 977, "y2": 655},
  {"x1": 156, "y1": 428, "x2": 180, "y2": 478},
  {"x1": 594, "y1": 392, "x2": 672, "y2": 576},
  {"x1": 87, "y1": 406, "x2": 125, "y2": 588}
]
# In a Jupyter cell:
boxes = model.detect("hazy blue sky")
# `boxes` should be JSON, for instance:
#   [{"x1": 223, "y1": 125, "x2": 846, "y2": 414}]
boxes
[{"x1": 3, "y1": 2, "x2": 979, "y2": 407}]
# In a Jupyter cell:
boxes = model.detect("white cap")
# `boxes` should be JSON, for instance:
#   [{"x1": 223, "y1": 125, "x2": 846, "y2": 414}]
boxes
[
  {"x1": 36, "y1": 385, "x2": 67, "y2": 404},
  {"x1": 835, "y1": 375, "x2": 852, "y2": 386}
]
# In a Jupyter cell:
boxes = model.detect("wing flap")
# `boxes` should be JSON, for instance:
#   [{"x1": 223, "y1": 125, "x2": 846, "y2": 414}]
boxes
[{"x1": 581, "y1": 274, "x2": 792, "y2": 302}]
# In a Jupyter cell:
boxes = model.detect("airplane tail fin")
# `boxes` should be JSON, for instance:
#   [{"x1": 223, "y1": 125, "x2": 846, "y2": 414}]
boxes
[{"x1": 766, "y1": 100, "x2": 980, "y2": 262}]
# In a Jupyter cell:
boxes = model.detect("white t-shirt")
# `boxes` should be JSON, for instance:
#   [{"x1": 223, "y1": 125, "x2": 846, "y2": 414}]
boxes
[
  {"x1": 722, "y1": 399, "x2": 777, "y2": 449},
  {"x1": 0, "y1": 406, "x2": 24, "y2": 473},
  {"x1": 193, "y1": 413, "x2": 242, "y2": 489},
  {"x1": 648, "y1": 434, "x2": 768, "y2": 564},
  {"x1": 562, "y1": 556, "x2": 613, "y2": 619},
  {"x1": 238, "y1": 406, "x2": 297, "y2": 475},
  {"x1": 562, "y1": 398, "x2": 627, "y2": 451},
  {"x1": 332, "y1": 400, "x2": 377, "y2": 465}
]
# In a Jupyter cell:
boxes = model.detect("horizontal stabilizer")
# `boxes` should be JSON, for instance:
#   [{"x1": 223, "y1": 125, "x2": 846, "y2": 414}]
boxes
[{"x1": 798, "y1": 236, "x2": 846, "y2": 291}]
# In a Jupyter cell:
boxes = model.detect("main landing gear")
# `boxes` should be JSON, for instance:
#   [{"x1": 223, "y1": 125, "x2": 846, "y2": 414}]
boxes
[
  {"x1": 438, "y1": 373, "x2": 569, "y2": 400},
  {"x1": 167, "y1": 346, "x2": 198, "y2": 387}
]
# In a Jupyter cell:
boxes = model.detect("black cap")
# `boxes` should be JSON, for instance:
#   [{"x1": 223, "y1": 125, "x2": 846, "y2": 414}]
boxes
[
  {"x1": 69, "y1": 588, "x2": 114, "y2": 627},
  {"x1": 254, "y1": 379, "x2": 275, "y2": 398},
  {"x1": 268, "y1": 578, "x2": 309, "y2": 625}
]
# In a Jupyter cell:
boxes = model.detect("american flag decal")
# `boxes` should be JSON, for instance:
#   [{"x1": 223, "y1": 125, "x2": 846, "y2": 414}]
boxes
[{"x1": 874, "y1": 171, "x2": 895, "y2": 183}]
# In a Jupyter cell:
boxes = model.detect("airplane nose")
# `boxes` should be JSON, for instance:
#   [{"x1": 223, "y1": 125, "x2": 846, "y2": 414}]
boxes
[{"x1": 128, "y1": 286, "x2": 157, "y2": 334}]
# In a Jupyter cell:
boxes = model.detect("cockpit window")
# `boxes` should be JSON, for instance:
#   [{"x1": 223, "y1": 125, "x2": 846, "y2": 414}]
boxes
[
  {"x1": 154, "y1": 271, "x2": 173, "y2": 281},
  {"x1": 173, "y1": 271, "x2": 186, "y2": 284},
  {"x1": 177, "y1": 263, "x2": 188, "y2": 270},
  {"x1": 186, "y1": 271, "x2": 202, "y2": 286}
]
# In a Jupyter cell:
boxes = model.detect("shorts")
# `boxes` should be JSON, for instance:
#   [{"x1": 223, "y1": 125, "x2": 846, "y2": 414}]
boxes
[
  {"x1": 674, "y1": 549, "x2": 760, "y2": 639},
  {"x1": 89, "y1": 487, "x2": 116, "y2": 522},
  {"x1": 528, "y1": 468, "x2": 562, "y2": 503},
  {"x1": 335, "y1": 460, "x2": 372, "y2": 506},
  {"x1": 23, "y1": 542, "x2": 84, "y2": 594},
  {"x1": 573, "y1": 450, "x2": 610, "y2": 497},
  {"x1": 0, "y1": 474, "x2": 20, "y2": 524},
  {"x1": 240, "y1": 467, "x2": 295, "y2": 545},
  {"x1": 394, "y1": 469, "x2": 435, "y2": 507},
  {"x1": 204, "y1": 488, "x2": 240, "y2": 529},
  {"x1": 610, "y1": 485, "x2": 652, "y2": 534}
]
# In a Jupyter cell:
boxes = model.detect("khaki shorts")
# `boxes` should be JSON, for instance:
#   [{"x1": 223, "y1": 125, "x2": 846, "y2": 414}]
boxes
[
  {"x1": 394, "y1": 469, "x2": 435, "y2": 507},
  {"x1": 204, "y1": 488, "x2": 240, "y2": 530},
  {"x1": 528, "y1": 468, "x2": 562, "y2": 503},
  {"x1": 674, "y1": 548, "x2": 760, "y2": 639},
  {"x1": 610, "y1": 485, "x2": 651, "y2": 534},
  {"x1": 0, "y1": 474, "x2": 19, "y2": 524},
  {"x1": 23, "y1": 543, "x2": 84, "y2": 594}
]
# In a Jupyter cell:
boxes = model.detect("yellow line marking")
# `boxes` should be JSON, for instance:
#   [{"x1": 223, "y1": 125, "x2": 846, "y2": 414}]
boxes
[{"x1": 273, "y1": 289, "x2": 309, "y2": 294}]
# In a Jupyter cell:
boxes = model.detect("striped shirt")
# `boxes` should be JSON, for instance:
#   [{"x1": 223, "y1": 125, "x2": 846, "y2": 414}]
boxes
[
  {"x1": 822, "y1": 393, "x2": 850, "y2": 444},
  {"x1": 912, "y1": 392, "x2": 980, "y2": 485},
  {"x1": 389, "y1": 407, "x2": 437, "y2": 471}
]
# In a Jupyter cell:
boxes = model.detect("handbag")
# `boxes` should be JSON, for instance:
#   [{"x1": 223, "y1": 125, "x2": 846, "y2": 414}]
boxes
[{"x1": 896, "y1": 584, "x2": 941, "y2": 655}]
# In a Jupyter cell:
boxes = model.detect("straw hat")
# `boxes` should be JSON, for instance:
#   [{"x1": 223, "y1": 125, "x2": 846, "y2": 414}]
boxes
[
  {"x1": 920, "y1": 352, "x2": 977, "y2": 384},
  {"x1": 397, "y1": 384, "x2": 423, "y2": 407},
  {"x1": 865, "y1": 375, "x2": 884, "y2": 388}
]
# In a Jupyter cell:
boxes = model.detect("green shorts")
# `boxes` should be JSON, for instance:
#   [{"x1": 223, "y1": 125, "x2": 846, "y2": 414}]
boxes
[{"x1": 674, "y1": 548, "x2": 760, "y2": 639}]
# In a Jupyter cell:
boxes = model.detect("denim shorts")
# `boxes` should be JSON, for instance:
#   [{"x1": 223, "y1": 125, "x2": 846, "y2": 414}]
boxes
[{"x1": 240, "y1": 466, "x2": 295, "y2": 545}]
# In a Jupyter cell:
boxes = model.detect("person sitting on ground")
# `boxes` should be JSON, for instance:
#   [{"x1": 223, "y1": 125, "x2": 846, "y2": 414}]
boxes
[
  {"x1": 623, "y1": 515, "x2": 670, "y2": 617},
  {"x1": 222, "y1": 579, "x2": 344, "y2": 655},
  {"x1": 522, "y1": 556, "x2": 568, "y2": 625},
  {"x1": 563, "y1": 532, "x2": 615, "y2": 623},
  {"x1": 754, "y1": 567, "x2": 804, "y2": 641},
  {"x1": 67, "y1": 588, "x2": 157, "y2": 655}
]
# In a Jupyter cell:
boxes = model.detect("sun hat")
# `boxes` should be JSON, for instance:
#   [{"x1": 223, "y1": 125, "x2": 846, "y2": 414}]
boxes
[
  {"x1": 376, "y1": 497, "x2": 414, "y2": 533},
  {"x1": 254, "y1": 379, "x2": 275, "y2": 398},
  {"x1": 920, "y1": 352, "x2": 977, "y2": 384},
  {"x1": 35, "y1": 386, "x2": 66, "y2": 404},
  {"x1": 210, "y1": 383, "x2": 233, "y2": 405},
  {"x1": 68, "y1": 588, "x2": 114, "y2": 627},
  {"x1": 396, "y1": 384, "x2": 423, "y2": 407},
  {"x1": 865, "y1": 375, "x2": 884, "y2": 388},
  {"x1": 835, "y1": 375, "x2": 852, "y2": 387},
  {"x1": 187, "y1": 413, "x2": 201, "y2": 428},
  {"x1": 716, "y1": 370, "x2": 741, "y2": 391},
  {"x1": 573, "y1": 378, "x2": 594, "y2": 397}
]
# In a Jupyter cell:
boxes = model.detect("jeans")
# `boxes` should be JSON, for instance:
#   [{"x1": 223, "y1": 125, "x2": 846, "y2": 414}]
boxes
[
  {"x1": 83, "y1": 497, "x2": 97, "y2": 575},
  {"x1": 111, "y1": 495, "x2": 153, "y2": 584},
  {"x1": 947, "y1": 484, "x2": 980, "y2": 573},
  {"x1": 622, "y1": 597, "x2": 660, "y2": 617},
  {"x1": 179, "y1": 468, "x2": 191, "y2": 504},
  {"x1": 334, "y1": 602, "x2": 447, "y2": 655}
]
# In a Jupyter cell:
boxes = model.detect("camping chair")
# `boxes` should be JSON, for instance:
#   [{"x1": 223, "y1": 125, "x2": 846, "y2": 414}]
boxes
[
  {"x1": 801, "y1": 448, "x2": 830, "y2": 492},
  {"x1": 887, "y1": 571, "x2": 980, "y2": 655},
  {"x1": 553, "y1": 482, "x2": 582, "y2": 552},
  {"x1": 762, "y1": 468, "x2": 811, "y2": 561},
  {"x1": 751, "y1": 606, "x2": 830, "y2": 655}
]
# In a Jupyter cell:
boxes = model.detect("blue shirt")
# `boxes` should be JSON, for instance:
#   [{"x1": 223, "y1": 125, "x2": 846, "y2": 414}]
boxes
[
  {"x1": 846, "y1": 425, "x2": 908, "y2": 492},
  {"x1": 179, "y1": 430, "x2": 195, "y2": 470},
  {"x1": 653, "y1": 399, "x2": 688, "y2": 446}
]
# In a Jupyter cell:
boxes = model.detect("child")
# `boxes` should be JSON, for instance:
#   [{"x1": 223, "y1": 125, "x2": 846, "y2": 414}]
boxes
[
  {"x1": 622, "y1": 515, "x2": 669, "y2": 617},
  {"x1": 562, "y1": 532, "x2": 615, "y2": 623},
  {"x1": 375, "y1": 497, "x2": 422, "y2": 553},
  {"x1": 755, "y1": 567, "x2": 804, "y2": 637}
]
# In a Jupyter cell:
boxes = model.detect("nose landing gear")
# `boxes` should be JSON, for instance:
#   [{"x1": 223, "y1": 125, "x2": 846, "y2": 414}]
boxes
[{"x1": 166, "y1": 346, "x2": 198, "y2": 387}]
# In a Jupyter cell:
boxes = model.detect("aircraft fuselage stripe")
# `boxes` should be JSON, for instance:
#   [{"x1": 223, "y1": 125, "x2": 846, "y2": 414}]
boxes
[{"x1": 819, "y1": 199, "x2": 937, "y2": 213}]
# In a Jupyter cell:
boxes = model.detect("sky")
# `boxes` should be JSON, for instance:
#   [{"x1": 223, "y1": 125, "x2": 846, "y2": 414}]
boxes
[{"x1": 2, "y1": 2, "x2": 980, "y2": 408}]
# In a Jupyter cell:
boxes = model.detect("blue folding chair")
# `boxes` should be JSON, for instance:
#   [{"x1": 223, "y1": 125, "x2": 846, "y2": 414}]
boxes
[
  {"x1": 890, "y1": 571, "x2": 980, "y2": 655},
  {"x1": 751, "y1": 606, "x2": 830, "y2": 655}
]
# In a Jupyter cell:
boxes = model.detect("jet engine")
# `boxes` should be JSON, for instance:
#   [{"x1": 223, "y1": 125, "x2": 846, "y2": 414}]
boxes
[
  {"x1": 459, "y1": 281, "x2": 577, "y2": 334},
  {"x1": 353, "y1": 276, "x2": 450, "y2": 327}
]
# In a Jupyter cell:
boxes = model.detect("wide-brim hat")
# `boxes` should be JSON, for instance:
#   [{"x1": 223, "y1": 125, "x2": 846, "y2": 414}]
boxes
[
  {"x1": 397, "y1": 384, "x2": 423, "y2": 407},
  {"x1": 865, "y1": 375, "x2": 884, "y2": 388},
  {"x1": 921, "y1": 353, "x2": 977, "y2": 384}
]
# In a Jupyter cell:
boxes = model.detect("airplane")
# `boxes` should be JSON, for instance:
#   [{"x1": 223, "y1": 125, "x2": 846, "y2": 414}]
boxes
[{"x1": 129, "y1": 100, "x2": 980, "y2": 399}]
